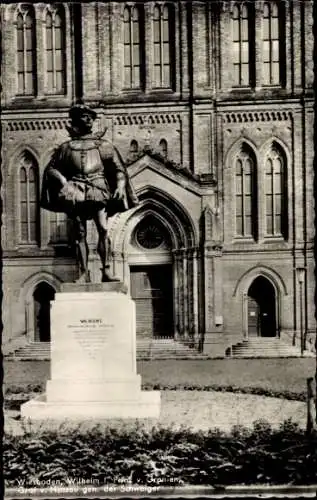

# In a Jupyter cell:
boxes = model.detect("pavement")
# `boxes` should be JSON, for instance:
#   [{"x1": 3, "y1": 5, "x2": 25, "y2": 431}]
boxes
[{"x1": 4, "y1": 389, "x2": 310, "y2": 436}]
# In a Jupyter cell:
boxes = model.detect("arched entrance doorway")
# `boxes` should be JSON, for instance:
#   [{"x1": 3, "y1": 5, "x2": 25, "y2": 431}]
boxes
[
  {"x1": 108, "y1": 186, "x2": 198, "y2": 342},
  {"x1": 129, "y1": 215, "x2": 173, "y2": 338},
  {"x1": 130, "y1": 265, "x2": 173, "y2": 338},
  {"x1": 247, "y1": 276, "x2": 277, "y2": 337},
  {"x1": 33, "y1": 282, "x2": 55, "y2": 342}
]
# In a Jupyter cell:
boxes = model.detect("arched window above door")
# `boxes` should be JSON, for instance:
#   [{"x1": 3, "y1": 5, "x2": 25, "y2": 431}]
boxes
[
  {"x1": 262, "y1": 2, "x2": 285, "y2": 86},
  {"x1": 49, "y1": 212, "x2": 69, "y2": 243},
  {"x1": 129, "y1": 139, "x2": 139, "y2": 161},
  {"x1": 152, "y1": 3, "x2": 175, "y2": 89},
  {"x1": 18, "y1": 151, "x2": 40, "y2": 246},
  {"x1": 44, "y1": 5, "x2": 66, "y2": 94},
  {"x1": 232, "y1": 2, "x2": 254, "y2": 87},
  {"x1": 16, "y1": 5, "x2": 36, "y2": 96},
  {"x1": 234, "y1": 145, "x2": 257, "y2": 239},
  {"x1": 133, "y1": 215, "x2": 172, "y2": 250},
  {"x1": 264, "y1": 143, "x2": 288, "y2": 238},
  {"x1": 159, "y1": 138, "x2": 168, "y2": 159},
  {"x1": 123, "y1": 5, "x2": 144, "y2": 90}
]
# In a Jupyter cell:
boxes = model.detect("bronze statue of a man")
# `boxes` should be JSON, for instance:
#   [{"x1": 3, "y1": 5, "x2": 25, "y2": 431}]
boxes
[{"x1": 41, "y1": 103, "x2": 139, "y2": 283}]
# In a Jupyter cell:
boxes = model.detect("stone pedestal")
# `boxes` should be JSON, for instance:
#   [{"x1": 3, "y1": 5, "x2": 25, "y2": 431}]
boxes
[{"x1": 21, "y1": 283, "x2": 160, "y2": 420}]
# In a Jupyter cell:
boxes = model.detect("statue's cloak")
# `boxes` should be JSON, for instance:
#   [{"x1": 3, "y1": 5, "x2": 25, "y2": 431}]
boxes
[{"x1": 40, "y1": 134, "x2": 139, "y2": 218}]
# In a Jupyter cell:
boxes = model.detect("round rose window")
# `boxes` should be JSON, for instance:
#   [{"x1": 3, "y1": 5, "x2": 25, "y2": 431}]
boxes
[{"x1": 135, "y1": 218, "x2": 168, "y2": 249}]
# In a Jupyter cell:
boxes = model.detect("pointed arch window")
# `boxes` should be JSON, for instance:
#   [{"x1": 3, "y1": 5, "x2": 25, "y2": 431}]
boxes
[
  {"x1": 16, "y1": 7, "x2": 36, "y2": 95},
  {"x1": 129, "y1": 139, "x2": 139, "y2": 160},
  {"x1": 159, "y1": 139, "x2": 168, "y2": 159},
  {"x1": 265, "y1": 145, "x2": 287, "y2": 237},
  {"x1": 262, "y1": 2, "x2": 284, "y2": 86},
  {"x1": 19, "y1": 153, "x2": 39, "y2": 245},
  {"x1": 123, "y1": 5, "x2": 144, "y2": 89},
  {"x1": 45, "y1": 6, "x2": 66, "y2": 94},
  {"x1": 49, "y1": 212, "x2": 69, "y2": 243},
  {"x1": 235, "y1": 147, "x2": 257, "y2": 238},
  {"x1": 153, "y1": 4, "x2": 174, "y2": 88},
  {"x1": 232, "y1": 3, "x2": 255, "y2": 87}
]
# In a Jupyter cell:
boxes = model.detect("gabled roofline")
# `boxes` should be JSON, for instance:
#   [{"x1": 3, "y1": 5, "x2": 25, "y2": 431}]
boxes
[{"x1": 126, "y1": 146, "x2": 217, "y2": 186}]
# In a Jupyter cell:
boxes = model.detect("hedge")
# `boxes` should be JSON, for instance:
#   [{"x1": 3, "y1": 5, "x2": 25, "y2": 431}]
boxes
[
  {"x1": 4, "y1": 383, "x2": 306, "y2": 412},
  {"x1": 3, "y1": 419, "x2": 317, "y2": 486}
]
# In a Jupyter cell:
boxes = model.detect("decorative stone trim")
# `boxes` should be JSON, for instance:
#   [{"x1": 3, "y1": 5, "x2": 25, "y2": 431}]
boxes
[
  {"x1": 114, "y1": 113, "x2": 181, "y2": 126},
  {"x1": 223, "y1": 110, "x2": 292, "y2": 124},
  {"x1": 5, "y1": 119, "x2": 69, "y2": 132},
  {"x1": 4, "y1": 113, "x2": 182, "y2": 132}
]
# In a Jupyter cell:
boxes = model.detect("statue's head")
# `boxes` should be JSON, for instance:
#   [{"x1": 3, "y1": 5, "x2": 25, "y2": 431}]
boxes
[{"x1": 69, "y1": 103, "x2": 97, "y2": 135}]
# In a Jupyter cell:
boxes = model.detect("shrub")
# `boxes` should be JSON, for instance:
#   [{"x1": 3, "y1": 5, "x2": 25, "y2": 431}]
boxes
[
  {"x1": 5, "y1": 384, "x2": 44, "y2": 395},
  {"x1": 252, "y1": 419, "x2": 273, "y2": 440},
  {"x1": 278, "y1": 418, "x2": 301, "y2": 435},
  {"x1": 3, "y1": 422, "x2": 317, "y2": 487},
  {"x1": 4, "y1": 383, "x2": 306, "y2": 401},
  {"x1": 230, "y1": 424, "x2": 251, "y2": 440},
  {"x1": 142, "y1": 384, "x2": 305, "y2": 401}
]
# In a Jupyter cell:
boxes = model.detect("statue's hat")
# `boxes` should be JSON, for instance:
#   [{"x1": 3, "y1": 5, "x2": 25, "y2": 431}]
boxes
[{"x1": 69, "y1": 103, "x2": 97, "y2": 122}]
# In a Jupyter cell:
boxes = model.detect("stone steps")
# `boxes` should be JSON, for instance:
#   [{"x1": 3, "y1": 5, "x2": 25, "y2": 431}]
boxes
[
  {"x1": 8, "y1": 339, "x2": 208, "y2": 361},
  {"x1": 231, "y1": 338, "x2": 314, "y2": 358},
  {"x1": 9, "y1": 338, "x2": 313, "y2": 360}
]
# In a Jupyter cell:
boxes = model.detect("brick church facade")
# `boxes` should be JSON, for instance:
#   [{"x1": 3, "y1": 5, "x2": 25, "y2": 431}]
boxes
[{"x1": 1, "y1": 1, "x2": 315, "y2": 357}]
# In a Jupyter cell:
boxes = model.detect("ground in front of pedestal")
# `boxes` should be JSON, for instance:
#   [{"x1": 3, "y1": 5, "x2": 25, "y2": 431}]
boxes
[{"x1": 5, "y1": 389, "x2": 308, "y2": 436}]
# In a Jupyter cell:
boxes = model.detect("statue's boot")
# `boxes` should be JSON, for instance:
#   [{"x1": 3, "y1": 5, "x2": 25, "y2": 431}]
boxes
[
  {"x1": 74, "y1": 270, "x2": 91, "y2": 284},
  {"x1": 101, "y1": 267, "x2": 120, "y2": 283}
]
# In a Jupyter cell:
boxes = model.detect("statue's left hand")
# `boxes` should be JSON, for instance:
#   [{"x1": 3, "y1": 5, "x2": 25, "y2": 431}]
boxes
[
  {"x1": 60, "y1": 182, "x2": 78, "y2": 204},
  {"x1": 113, "y1": 183, "x2": 125, "y2": 200}
]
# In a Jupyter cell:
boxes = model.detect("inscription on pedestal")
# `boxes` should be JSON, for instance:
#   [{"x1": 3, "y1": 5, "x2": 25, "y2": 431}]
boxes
[
  {"x1": 50, "y1": 292, "x2": 137, "y2": 379},
  {"x1": 69, "y1": 319, "x2": 115, "y2": 359}
]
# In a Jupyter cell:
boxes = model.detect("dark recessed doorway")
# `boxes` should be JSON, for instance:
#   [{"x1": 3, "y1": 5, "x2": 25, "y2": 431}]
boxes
[
  {"x1": 130, "y1": 265, "x2": 173, "y2": 338},
  {"x1": 33, "y1": 282, "x2": 55, "y2": 342},
  {"x1": 247, "y1": 276, "x2": 277, "y2": 337}
]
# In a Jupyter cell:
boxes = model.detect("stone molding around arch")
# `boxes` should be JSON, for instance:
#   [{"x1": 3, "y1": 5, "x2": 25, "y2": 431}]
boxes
[
  {"x1": 22, "y1": 272, "x2": 62, "y2": 300},
  {"x1": 259, "y1": 137, "x2": 291, "y2": 173},
  {"x1": 130, "y1": 210, "x2": 175, "y2": 251},
  {"x1": 233, "y1": 265, "x2": 288, "y2": 298},
  {"x1": 21, "y1": 272, "x2": 62, "y2": 342},
  {"x1": 8, "y1": 145, "x2": 40, "y2": 176},
  {"x1": 108, "y1": 192, "x2": 196, "y2": 255},
  {"x1": 224, "y1": 136, "x2": 260, "y2": 169},
  {"x1": 137, "y1": 186, "x2": 198, "y2": 243}
]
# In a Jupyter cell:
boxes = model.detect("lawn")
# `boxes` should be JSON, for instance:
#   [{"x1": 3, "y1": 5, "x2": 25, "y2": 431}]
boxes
[
  {"x1": 4, "y1": 358, "x2": 317, "y2": 488},
  {"x1": 4, "y1": 358, "x2": 315, "y2": 396},
  {"x1": 139, "y1": 358, "x2": 316, "y2": 395}
]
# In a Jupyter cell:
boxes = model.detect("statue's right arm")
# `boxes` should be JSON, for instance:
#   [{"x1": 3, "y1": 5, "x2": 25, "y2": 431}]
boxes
[{"x1": 46, "y1": 147, "x2": 68, "y2": 187}]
